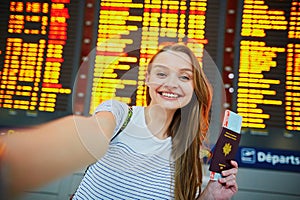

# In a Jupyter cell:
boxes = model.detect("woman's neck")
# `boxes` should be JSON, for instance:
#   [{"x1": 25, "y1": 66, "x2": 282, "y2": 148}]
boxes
[{"x1": 144, "y1": 105, "x2": 175, "y2": 140}]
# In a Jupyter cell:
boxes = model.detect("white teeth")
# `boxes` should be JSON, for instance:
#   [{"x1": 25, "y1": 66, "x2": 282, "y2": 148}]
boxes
[{"x1": 161, "y1": 92, "x2": 179, "y2": 98}]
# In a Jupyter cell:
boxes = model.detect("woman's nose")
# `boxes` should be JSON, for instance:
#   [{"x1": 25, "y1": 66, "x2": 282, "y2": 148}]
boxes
[{"x1": 164, "y1": 73, "x2": 178, "y2": 88}]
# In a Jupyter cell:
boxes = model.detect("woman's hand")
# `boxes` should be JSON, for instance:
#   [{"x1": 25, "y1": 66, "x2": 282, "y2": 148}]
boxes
[{"x1": 199, "y1": 160, "x2": 239, "y2": 200}]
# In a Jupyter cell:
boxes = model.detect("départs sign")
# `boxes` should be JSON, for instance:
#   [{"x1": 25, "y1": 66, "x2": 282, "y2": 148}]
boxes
[{"x1": 236, "y1": 146, "x2": 300, "y2": 172}]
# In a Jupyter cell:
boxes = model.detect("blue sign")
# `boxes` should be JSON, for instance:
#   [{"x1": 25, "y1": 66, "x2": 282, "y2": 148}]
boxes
[{"x1": 236, "y1": 146, "x2": 300, "y2": 172}]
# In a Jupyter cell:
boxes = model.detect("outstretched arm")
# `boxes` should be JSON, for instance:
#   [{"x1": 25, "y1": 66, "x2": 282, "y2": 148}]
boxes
[
  {"x1": 199, "y1": 160, "x2": 239, "y2": 200},
  {"x1": 1, "y1": 111, "x2": 115, "y2": 196}
]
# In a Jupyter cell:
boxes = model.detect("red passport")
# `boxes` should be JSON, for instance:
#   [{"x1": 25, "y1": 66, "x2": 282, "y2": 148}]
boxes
[{"x1": 209, "y1": 127, "x2": 241, "y2": 173}]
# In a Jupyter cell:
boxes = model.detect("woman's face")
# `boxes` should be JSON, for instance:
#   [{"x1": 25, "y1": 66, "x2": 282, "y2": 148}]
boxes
[{"x1": 146, "y1": 50, "x2": 194, "y2": 111}]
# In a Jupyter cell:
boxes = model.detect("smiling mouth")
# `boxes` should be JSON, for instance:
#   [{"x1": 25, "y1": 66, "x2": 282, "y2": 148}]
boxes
[{"x1": 159, "y1": 92, "x2": 180, "y2": 99}]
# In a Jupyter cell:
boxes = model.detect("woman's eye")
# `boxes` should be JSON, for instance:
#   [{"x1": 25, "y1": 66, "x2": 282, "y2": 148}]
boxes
[
  {"x1": 179, "y1": 75, "x2": 191, "y2": 81},
  {"x1": 156, "y1": 72, "x2": 167, "y2": 77}
]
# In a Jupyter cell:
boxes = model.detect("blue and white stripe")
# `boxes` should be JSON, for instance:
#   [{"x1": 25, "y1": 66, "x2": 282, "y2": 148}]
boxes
[
  {"x1": 73, "y1": 142, "x2": 175, "y2": 199},
  {"x1": 73, "y1": 100, "x2": 175, "y2": 199}
]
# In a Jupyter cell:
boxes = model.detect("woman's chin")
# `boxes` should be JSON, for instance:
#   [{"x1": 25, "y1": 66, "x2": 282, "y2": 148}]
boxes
[{"x1": 158, "y1": 101, "x2": 187, "y2": 111}]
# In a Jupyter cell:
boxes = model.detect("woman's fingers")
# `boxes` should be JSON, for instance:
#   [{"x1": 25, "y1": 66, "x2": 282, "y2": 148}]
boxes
[
  {"x1": 218, "y1": 160, "x2": 239, "y2": 190},
  {"x1": 230, "y1": 160, "x2": 239, "y2": 168},
  {"x1": 219, "y1": 174, "x2": 236, "y2": 186},
  {"x1": 221, "y1": 160, "x2": 238, "y2": 177}
]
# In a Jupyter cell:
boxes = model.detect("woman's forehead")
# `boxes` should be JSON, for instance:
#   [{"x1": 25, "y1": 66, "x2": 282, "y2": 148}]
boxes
[{"x1": 151, "y1": 50, "x2": 192, "y2": 68}]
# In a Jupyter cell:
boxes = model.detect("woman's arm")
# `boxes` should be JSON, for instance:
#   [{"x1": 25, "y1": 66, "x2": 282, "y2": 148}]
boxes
[
  {"x1": 1, "y1": 111, "x2": 115, "y2": 196},
  {"x1": 198, "y1": 160, "x2": 239, "y2": 200}
]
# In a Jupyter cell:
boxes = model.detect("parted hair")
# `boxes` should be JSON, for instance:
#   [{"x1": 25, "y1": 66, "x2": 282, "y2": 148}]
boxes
[{"x1": 146, "y1": 44, "x2": 212, "y2": 199}]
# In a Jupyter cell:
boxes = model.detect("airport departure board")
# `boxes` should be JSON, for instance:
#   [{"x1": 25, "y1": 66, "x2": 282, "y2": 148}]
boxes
[
  {"x1": 234, "y1": 0, "x2": 300, "y2": 133},
  {"x1": 0, "y1": 0, "x2": 83, "y2": 126},
  {"x1": 89, "y1": 0, "x2": 210, "y2": 112},
  {"x1": 2, "y1": 0, "x2": 299, "y2": 137}
]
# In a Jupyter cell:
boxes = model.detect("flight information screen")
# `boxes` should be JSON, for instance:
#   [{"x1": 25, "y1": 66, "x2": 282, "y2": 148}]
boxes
[
  {"x1": 0, "y1": 0, "x2": 84, "y2": 126},
  {"x1": 0, "y1": 0, "x2": 226, "y2": 126},
  {"x1": 89, "y1": 0, "x2": 211, "y2": 112},
  {"x1": 234, "y1": 0, "x2": 300, "y2": 135}
]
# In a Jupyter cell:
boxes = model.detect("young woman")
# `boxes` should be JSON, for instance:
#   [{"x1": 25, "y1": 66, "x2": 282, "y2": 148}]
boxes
[
  {"x1": 72, "y1": 44, "x2": 238, "y2": 199},
  {"x1": 1, "y1": 44, "x2": 238, "y2": 199}
]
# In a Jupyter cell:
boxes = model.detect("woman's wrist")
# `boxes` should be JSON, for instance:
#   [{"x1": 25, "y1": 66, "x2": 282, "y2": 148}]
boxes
[{"x1": 198, "y1": 181, "x2": 215, "y2": 200}]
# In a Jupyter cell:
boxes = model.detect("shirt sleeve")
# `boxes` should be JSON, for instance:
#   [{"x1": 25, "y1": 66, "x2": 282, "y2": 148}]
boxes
[{"x1": 93, "y1": 100, "x2": 129, "y2": 139}]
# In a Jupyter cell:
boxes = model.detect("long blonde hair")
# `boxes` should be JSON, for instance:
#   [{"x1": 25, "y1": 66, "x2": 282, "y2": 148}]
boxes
[{"x1": 146, "y1": 44, "x2": 212, "y2": 199}]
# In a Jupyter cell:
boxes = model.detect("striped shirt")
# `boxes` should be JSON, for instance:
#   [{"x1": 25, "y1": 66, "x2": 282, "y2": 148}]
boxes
[{"x1": 73, "y1": 100, "x2": 175, "y2": 199}]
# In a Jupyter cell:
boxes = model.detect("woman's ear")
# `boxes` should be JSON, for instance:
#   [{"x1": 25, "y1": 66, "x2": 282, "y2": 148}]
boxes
[{"x1": 145, "y1": 71, "x2": 150, "y2": 86}]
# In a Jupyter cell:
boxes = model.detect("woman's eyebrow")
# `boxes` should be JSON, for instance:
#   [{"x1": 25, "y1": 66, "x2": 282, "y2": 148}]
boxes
[
  {"x1": 151, "y1": 64, "x2": 193, "y2": 75},
  {"x1": 152, "y1": 64, "x2": 193, "y2": 72},
  {"x1": 180, "y1": 68, "x2": 193, "y2": 73},
  {"x1": 151, "y1": 64, "x2": 168, "y2": 69}
]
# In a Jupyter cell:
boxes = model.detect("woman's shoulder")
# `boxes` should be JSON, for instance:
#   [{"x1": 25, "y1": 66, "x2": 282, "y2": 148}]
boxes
[
  {"x1": 100, "y1": 99, "x2": 127, "y2": 107},
  {"x1": 94, "y1": 99, "x2": 128, "y2": 114}
]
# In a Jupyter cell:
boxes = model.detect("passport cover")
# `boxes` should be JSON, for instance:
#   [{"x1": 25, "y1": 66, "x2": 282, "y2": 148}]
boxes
[{"x1": 209, "y1": 127, "x2": 241, "y2": 173}]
